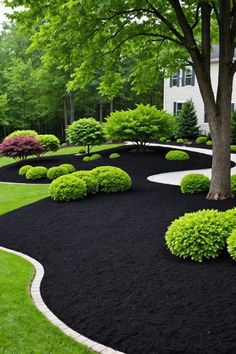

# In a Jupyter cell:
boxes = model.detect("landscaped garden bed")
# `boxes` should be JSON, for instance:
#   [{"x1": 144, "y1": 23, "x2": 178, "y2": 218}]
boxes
[{"x1": 1, "y1": 145, "x2": 236, "y2": 353}]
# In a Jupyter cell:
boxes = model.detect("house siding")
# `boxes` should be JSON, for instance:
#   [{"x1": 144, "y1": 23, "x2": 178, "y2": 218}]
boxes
[{"x1": 164, "y1": 62, "x2": 236, "y2": 134}]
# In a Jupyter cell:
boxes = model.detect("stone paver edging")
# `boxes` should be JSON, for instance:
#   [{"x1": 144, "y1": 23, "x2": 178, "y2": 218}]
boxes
[{"x1": 0, "y1": 246, "x2": 125, "y2": 354}]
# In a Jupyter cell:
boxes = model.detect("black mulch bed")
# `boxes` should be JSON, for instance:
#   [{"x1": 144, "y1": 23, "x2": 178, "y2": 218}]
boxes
[{"x1": 1, "y1": 146, "x2": 236, "y2": 354}]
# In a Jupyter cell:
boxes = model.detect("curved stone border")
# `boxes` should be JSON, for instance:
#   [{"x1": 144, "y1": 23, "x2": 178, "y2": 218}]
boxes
[
  {"x1": 146, "y1": 143, "x2": 236, "y2": 185},
  {"x1": 0, "y1": 246, "x2": 125, "y2": 354}
]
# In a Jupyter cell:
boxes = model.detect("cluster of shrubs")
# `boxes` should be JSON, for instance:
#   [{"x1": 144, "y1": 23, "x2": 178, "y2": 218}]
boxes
[
  {"x1": 165, "y1": 208, "x2": 236, "y2": 263},
  {"x1": 82, "y1": 152, "x2": 121, "y2": 162},
  {"x1": 49, "y1": 166, "x2": 132, "y2": 202},
  {"x1": 19, "y1": 163, "x2": 76, "y2": 181}
]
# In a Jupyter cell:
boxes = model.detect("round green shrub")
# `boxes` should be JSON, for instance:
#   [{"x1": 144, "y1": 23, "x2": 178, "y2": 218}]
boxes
[
  {"x1": 227, "y1": 229, "x2": 236, "y2": 261},
  {"x1": 159, "y1": 137, "x2": 167, "y2": 142},
  {"x1": 166, "y1": 139, "x2": 171, "y2": 143},
  {"x1": 5, "y1": 130, "x2": 38, "y2": 140},
  {"x1": 231, "y1": 145, "x2": 236, "y2": 152},
  {"x1": 19, "y1": 165, "x2": 33, "y2": 176},
  {"x1": 92, "y1": 166, "x2": 132, "y2": 193},
  {"x1": 196, "y1": 136, "x2": 208, "y2": 144},
  {"x1": 83, "y1": 156, "x2": 91, "y2": 162},
  {"x1": 206, "y1": 140, "x2": 213, "y2": 146},
  {"x1": 37, "y1": 134, "x2": 60, "y2": 152},
  {"x1": 176, "y1": 138, "x2": 184, "y2": 143},
  {"x1": 77, "y1": 147, "x2": 86, "y2": 154},
  {"x1": 49, "y1": 175, "x2": 87, "y2": 202},
  {"x1": 222, "y1": 208, "x2": 236, "y2": 232},
  {"x1": 180, "y1": 173, "x2": 210, "y2": 194},
  {"x1": 72, "y1": 170, "x2": 98, "y2": 194},
  {"x1": 165, "y1": 209, "x2": 230, "y2": 262},
  {"x1": 165, "y1": 150, "x2": 190, "y2": 161},
  {"x1": 26, "y1": 166, "x2": 48, "y2": 180},
  {"x1": 231, "y1": 175, "x2": 236, "y2": 194},
  {"x1": 109, "y1": 153, "x2": 121, "y2": 159},
  {"x1": 59, "y1": 164, "x2": 76, "y2": 173},
  {"x1": 90, "y1": 153, "x2": 102, "y2": 161},
  {"x1": 47, "y1": 166, "x2": 68, "y2": 180}
]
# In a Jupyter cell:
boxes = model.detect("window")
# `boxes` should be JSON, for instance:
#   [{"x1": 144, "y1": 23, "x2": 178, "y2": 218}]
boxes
[
  {"x1": 173, "y1": 102, "x2": 183, "y2": 116},
  {"x1": 231, "y1": 103, "x2": 235, "y2": 112},
  {"x1": 170, "y1": 71, "x2": 180, "y2": 87},
  {"x1": 182, "y1": 67, "x2": 195, "y2": 86}
]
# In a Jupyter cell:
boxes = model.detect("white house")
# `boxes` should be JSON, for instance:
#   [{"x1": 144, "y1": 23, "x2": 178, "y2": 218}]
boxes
[{"x1": 163, "y1": 45, "x2": 236, "y2": 133}]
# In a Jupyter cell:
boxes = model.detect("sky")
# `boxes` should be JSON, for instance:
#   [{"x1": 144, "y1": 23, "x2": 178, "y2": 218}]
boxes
[{"x1": 0, "y1": 1, "x2": 12, "y2": 24}]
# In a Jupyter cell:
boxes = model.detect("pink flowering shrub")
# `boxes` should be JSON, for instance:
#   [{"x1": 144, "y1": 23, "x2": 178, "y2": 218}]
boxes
[{"x1": 0, "y1": 135, "x2": 45, "y2": 160}]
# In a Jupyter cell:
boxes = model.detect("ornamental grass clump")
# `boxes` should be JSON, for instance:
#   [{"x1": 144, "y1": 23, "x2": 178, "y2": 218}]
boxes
[
  {"x1": 47, "y1": 166, "x2": 68, "y2": 180},
  {"x1": 165, "y1": 150, "x2": 190, "y2": 161},
  {"x1": 165, "y1": 209, "x2": 230, "y2": 262},
  {"x1": 25, "y1": 166, "x2": 48, "y2": 180},
  {"x1": 0, "y1": 136, "x2": 45, "y2": 160},
  {"x1": 59, "y1": 164, "x2": 76, "y2": 173},
  {"x1": 92, "y1": 166, "x2": 132, "y2": 193},
  {"x1": 49, "y1": 175, "x2": 87, "y2": 202},
  {"x1": 19, "y1": 165, "x2": 33, "y2": 176},
  {"x1": 72, "y1": 170, "x2": 98, "y2": 194},
  {"x1": 180, "y1": 173, "x2": 210, "y2": 194},
  {"x1": 227, "y1": 229, "x2": 236, "y2": 261}
]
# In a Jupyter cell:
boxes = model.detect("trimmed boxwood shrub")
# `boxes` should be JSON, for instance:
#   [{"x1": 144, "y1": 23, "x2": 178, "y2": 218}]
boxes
[
  {"x1": 159, "y1": 137, "x2": 167, "y2": 142},
  {"x1": 165, "y1": 209, "x2": 230, "y2": 262},
  {"x1": 206, "y1": 140, "x2": 213, "y2": 146},
  {"x1": 59, "y1": 164, "x2": 76, "y2": 173},
  {"x1": 223, "y1": 208, "x2": 236, "y2": 232},
  {"x1": 47, "y1": 166, "x2": 68, "y2": 180},
  {"x1": 231, "y1": 145, "x2": 236, "y2": 152},
  {"x1": 19, "y1": 165, "x2": 33, "y2": 176},
  {"x1": 231, "y1": 175, "x2": 236, "y2": 194},
  {"x1": 5, "y1": 130, "x2": 38, "y2": 139},
  {"x1": 109, "y1": 153, "x2": 121, "y2": 159},
  {"x1": 196, "y1": 136, "x2": 208, "y2": 144},
  {"x1": 49, "y1": 175, "x2": 87, "y2": 202},
  {"x1": 166, "y1": 139, "x2": 171, "y2": 143},
  {"x1": 227, "y1": 229, "x2": 236, "y2": 261},
  {"x1": 165, "y1": 150, "x2": 190, "y2": 161},
  {"x1": 180, "y1": 173, "x2": 210, "y2": 194},
  {"x1": 92, "y1": 166, "x2": 132, "y2": 193},
  {"x1": 0, "y1": 136, "x2": 45, "y2": 160},
  {"x1": 72, "y1": 170, "x2": 98, "y2": 194},
  {"x1": 37, "y1": 134, "x2": 60, "y2": 152},
  {"x1": 90, "y1": 153, "x2": 102, "y2": 161},
  {"x1": 83, "y1": 156, "x2": 91, "y2": 162},
  {"x1": 26, "y1": 166, "x2": 48, "y2": 180},
  {"x1": 176, "y1": 138, "x2": 184, "y2": 143}
]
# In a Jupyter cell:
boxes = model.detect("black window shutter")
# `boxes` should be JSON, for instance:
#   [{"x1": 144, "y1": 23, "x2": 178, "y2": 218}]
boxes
[
  {"x1": 173, "y1": 102, "x2": 177, "y2": 115},
  {"x1": 231, "y1": 103, "x2": 235, "y2": 112},
  {"x1": 191, "y1": 69, "x2": 195, "y2": 86},
  {"x1": 170, "y1": 76, "x2": 173, "y2": 87},
  {"x1": 177, "y1": 71, "x2": 180, "y2": 87},
  {"x1": 182, "y1": 70, "x2": 185, "y2": 87}
]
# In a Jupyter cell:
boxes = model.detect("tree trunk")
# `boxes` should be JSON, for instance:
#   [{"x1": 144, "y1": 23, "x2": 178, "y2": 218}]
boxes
[
  {"x1": 99, "y1": 103, "x2": 103, "y2": 122},
  {"x1": 110, "y1": 100, "x2": 114, "y2": 113},
  {"x1": 64, "y1": 96, "x2": 68, "y2": 141},
  {"x1": 70, "y1": 91, "x2": 75, "y2": 124}
]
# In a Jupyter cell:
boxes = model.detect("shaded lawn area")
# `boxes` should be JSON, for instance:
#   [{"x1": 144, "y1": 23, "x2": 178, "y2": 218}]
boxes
[{"x1": 0, "y1": 250, "x2": 93, "y2": 354}]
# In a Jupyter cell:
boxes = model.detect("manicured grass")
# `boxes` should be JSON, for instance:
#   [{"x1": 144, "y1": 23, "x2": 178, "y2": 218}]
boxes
[
  {"x1": 0, "y1": 183, "x2": 49, "y2": 216},
  {"x1": 0, "y1": 144, "x2": 123, "y2": 167},
  {"x1": 0, "y1": 250, "x2": 93, "y2": 354}
]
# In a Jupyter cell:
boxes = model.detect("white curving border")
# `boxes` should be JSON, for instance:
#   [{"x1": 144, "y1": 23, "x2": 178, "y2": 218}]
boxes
[{"x1": 0, "y1": 246, "x2": 125, "y2": 354}]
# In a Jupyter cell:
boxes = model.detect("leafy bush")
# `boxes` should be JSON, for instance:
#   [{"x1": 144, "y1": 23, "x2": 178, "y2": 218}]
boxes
[
  {"x1": 175, "y1": 99, "x2": 200, "y2": 139},
  {"x1": 59, "y1": 164, "x2": 76, "y2": 173},
  {"x1": 231, "y1": 111, "x2": 236, "y2": 144},
  {"x1": 72, "y1": 170, "x2": 98, "y2": 194},
  {"x1": 104, "y1": 104, "x2": 176, "y2": 152},
  {"x1": 49, "y1": 175, "x2": 87, "y2": 202},
  {"x1": 231, "y1": 175, "x2": 236, "y2": 194},
  {"x1": 83, "y1": 156, "x2": 91, "y2": 162},
  {"x1": 5, "y1": 130, "x2": 38, "y2": 139},
  {"x1": 19, "y1": 165, "x2": 33, "y2": 176},
  {"x1": 166, "y1": 139, "x2": 171, "y2": 143},
  {"x1": 90, "y1": 153, "x2": 102, "y2": 161},
  {"x1": 223, "y1": 208, "x2": 236, "y2": 232},
  {"x1": 26, "y1": 166, "x2": 48, "y2": 180},
  {"x1": 176, "y1": 138, "x2": 184, "y2": 143},
  {"x1": 47, "y1": 166, "x2": 68, "y2": 180},
  {"x1": 227, "y1": 229, "x2": 236, "y2": 261},
  {"x1": 67, "y1": 118, "x2": 104, "y2": 154},
  {"x1": 0, "y1": 136, "x2": 45, "y2": 160},
  {"x1": 37, "y1": 134, "x2": 60, "y2": 152},
  {"x1": 92, "y1": 166, "x2": 132, "y2": 193},
  {"x1": 165, "y1": 209, "x2": 230, "y2": 262},
  {"x1": 206, "y1": 140, "x2": 213, "y2": 146},
  {"x1": 165, "y1": 150, "x2": 190, "y2": 161},
  {"x1": 109, "y1": 153, "x2": 120, "y2": 159},
  {"x1": 231, "y1": 145, "x2": 236, "y2": 152},
  {"x1": 159, "y1": 137, "x2": 167, "y2": 142},
  {"x1": 196, "y1": 136, "x2": 208, "y2": 144},
  {"x1": 180, "y1": 173, "x2": 210, "y2": 193}
]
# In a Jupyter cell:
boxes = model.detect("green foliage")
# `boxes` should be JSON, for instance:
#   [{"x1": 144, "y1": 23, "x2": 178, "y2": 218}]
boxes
[
  {"x1": 109, "y1": 153, "x2": 121, "y2": 159},
  {"x1": 206, "y1": 140, "x2": 213, "y2": 146},
  {"x1": 18, "y1": 165, "x2": 33, "y2": 176},
  {"x1": 176, "y1": 99, "x2": 200, "y2": 139},
  {"x1": 77, "y1": 147, "x2": 87, "y2": 154},
  {"x1": 47, "y1": 166, "x2": 68, "y2": 180},
  {"x1": 48, "y1": 175, "x2": 87, "y2": 202},
  {"x1": 67, "y1": 118, "x2": 105, "y2": 154},
  {"x1": 180, "y1": 173, "x2": 210, "y2": 194},
  {"x1": 104, "y1": 105, "x2": 176, "y2": 152},
  {"x1": 25, "y1": 166, "x2": 48, "y2": 180},
  {"x1": 6, "y1": 130, "x2": 38, "y2": 139},
  {"x1": 37, "y1": 134, "x2": 60, "y2": 152},
  {"x1": 59, "y1": 164, "x2": 76, "y2": 173},
  {"x1": 165, "y1": 150, "x2": 190, "y2": 161},
  {"x1": 196, "y1": 136, "x2": 208, "y2": 144},
  {"x1": 231, "y1": 111, "x2": 236, "y2": 144},
  {"x1": 176, "y1": 138, "x2": 184, "y2": 143},
  {"x1": 227, "y1": 229, "x2": 236, "y2": 261},
  {"x1": 165, "y1": 209, "x2": 230, "y2": 262},
  {"x1": 159, "y1": 137, "x2": 167, "y2": 142},
  {"x1": 90, "y1": 153, "x2": 102, "y2": 161},
  {"x1": 83, "y1": 156, "x2": 91, "y2": 162},
  {"x1": 231, "y1": 145, "x2": 236, "y2": 152},
  {"x1": 223, "y1": 208, "x2": 236, "y2": 232},
  {"x1": 92, "y1": 166, "x2": 132, "y2": 193},
  {"x1": 72, "y1": 170, "x2": 98, "y2": 194},
  {"x1": 231, "y1": 175, "x2": 236, "y2": 194}
]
